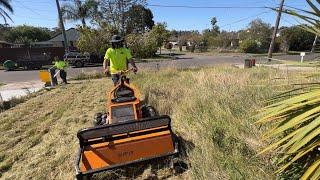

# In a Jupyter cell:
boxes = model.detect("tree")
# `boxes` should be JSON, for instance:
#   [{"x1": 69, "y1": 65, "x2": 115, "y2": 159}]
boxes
[
  {"x1": 210, "y1": 31, "x2": 235, "y2": 48},
  {"x1": 239, "y1": 19, "x2": 272, "y2": 52},
  {"x1": 126, "y1": 32, "x2": 158, "y2": 58},
  {"x1": 149, "y1": 23, "x2": 170, "y2": 54},
  {"x1": 0, "y1": 23, "x2": 10, "y2": 40},
  {"x1": 280, "y1": 26, "x2": 315, "y2": 51},
  {"x1": 77, "y1": 24, "x2": 117, "y2": 55},
  {"x1": 210, "y1": 17, "x2": 220, "y2": 34},
  {"x1": 125, "y1": 4, "x2": 154, "y2": 34},
  {"x1": 61, "y1": 0, "x2": 99, "y2": 26},
  {"x1": 99, "y1": 0, "x2": 146, "y2": 34},
  {"x1": 4, "y1": 25, "x2": 51, "y2": 45},
  {"x1": 0, "y1": 0, "x2": 13, "y2": 24}
]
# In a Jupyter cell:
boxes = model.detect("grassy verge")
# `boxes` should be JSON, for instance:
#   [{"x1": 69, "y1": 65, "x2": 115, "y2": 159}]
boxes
[
  {"x1": 0, "y1": 90, "x2": 44, "y2": 113},
  {"x1": 136, "y1": 54, "x2": 177, "y2": 63},
  {"x1": 0, "y1": 66, "x2": 318, "y2": 179},
  {"x1": 71, "y1": 71, "x2": 104, "y2": 80},
  {"x1": 261, "y1": 58, "x2": 320, "y2": 67}
]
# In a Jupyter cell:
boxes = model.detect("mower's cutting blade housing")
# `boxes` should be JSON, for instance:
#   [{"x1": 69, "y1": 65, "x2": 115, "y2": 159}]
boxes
[{"x1": 75, "y1": 115, "x2": 179, "y2": 179}]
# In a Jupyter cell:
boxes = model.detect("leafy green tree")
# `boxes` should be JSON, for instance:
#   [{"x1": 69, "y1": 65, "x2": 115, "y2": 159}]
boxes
[
  {"x1": 0, "y1": 24, "x2": 10, "y2": 40},
  {"x1": 4, "y1": 25, "x2": 51, "y2": 45},
  {"x1": 99, "y1": 0, "x2": 146, "y2": 34},
  {"x1": 210, "y1": 17, "x2": 220, "y2": 34},
  {"x1": 280, "y1": 26, "x2": 315, "y2": 51},
  {"x1": 149, "y1": 23, "x2": 170, "y2": 54},
  {"x1": 0, "y1": 0, "x2": 13, "y2": 23},
  {"x1": 210, "y1": 31, "x2": 235, "y2": 48},
  {"x1": 239, "y1": 19, "x2": 272, "y2": 52},
  {"x1": 77, "y1": 25, "x2": 117, "y2": 55},
  {"x1": 125, "y1": 5, "x2": 154, "y2": 34},
  {"x1": 126, "y1": 32, "x2": 158, "y2": 58},
  {"x1": 61, "y1": 0, "x2": 99, "y2": 26}
]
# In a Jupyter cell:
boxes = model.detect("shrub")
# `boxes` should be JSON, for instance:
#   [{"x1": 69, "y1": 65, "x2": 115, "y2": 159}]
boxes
[
  {"x1": 126, "y1": 33, "x2": 158, "y2": 58},
  {"x1": 240, "y1": 39, "x2": 259, "y2": 53},
  {"x1": 165, "y1": 42, "x2": 173, "y2": 50},
  {"x1": 280, "y1": 26, "x2": 315, "y2": 51}
]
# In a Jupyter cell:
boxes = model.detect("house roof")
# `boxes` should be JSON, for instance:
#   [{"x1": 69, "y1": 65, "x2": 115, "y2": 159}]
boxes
[
  {"x1": 31, "y1": 41, "x2": 53, "y2": 45},
  {"x1": 49, "y1": 28, "x2": 80, "y2": 42},
  {"x1": 0, "y1": 41, "x2": 12, "y2": 45}
]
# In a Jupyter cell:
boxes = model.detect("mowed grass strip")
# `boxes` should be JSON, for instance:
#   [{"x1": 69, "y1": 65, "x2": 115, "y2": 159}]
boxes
[{"x1": 0, "y1": 66, "x2": 317, "y2": 179}]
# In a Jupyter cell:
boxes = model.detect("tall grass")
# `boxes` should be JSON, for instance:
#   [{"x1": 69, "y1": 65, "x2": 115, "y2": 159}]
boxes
[
  {"x1": 133, "y1": 67, "x2": 286, "y2": 179},
  {"x1": 0, "y1": 66, "x2": 316, "y2": 179}
]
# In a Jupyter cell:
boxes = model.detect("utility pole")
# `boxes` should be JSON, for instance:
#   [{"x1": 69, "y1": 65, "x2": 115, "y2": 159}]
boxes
[
  {"x1": 311, "y1": 35, "x2": 318, "y2": 53},
  {"x1": 55, "y1": 0, "x2": 68, "y2": 49},
  {"x1": 268, "y1": 0, "x2": 285, "y2": 61}
]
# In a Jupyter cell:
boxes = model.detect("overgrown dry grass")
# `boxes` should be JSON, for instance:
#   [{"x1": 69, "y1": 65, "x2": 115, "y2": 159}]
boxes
[{"x1": 0, "y1": 66, "x2": 317, "y2": 180}]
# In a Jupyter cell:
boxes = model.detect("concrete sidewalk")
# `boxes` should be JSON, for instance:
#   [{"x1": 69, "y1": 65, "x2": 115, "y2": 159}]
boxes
[{"x1": 0, "y1": 80, "x2": 43, "y2": 101}]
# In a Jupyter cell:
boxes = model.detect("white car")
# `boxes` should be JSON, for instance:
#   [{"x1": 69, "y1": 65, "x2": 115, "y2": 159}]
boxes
[{"x1": 64, "y1": 52, "x2": 90, "y2": 68}]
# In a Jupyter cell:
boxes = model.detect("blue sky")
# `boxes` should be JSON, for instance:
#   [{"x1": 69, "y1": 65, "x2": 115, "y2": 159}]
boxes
[{"x1": 5, "y1": 0, "x2": 308, "y2": 31}]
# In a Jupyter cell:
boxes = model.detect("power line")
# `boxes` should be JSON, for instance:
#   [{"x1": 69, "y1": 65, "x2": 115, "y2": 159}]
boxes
[
  {"x1": 14, "y1": 5, "x2": 55, "y2": 12},
  {"x1": 147, "y1": 4, "x2": 268, "y2": 9},
  {"x1": 220, "y1": 11, "x2": 271, "y2": 28},
  {"x1": 281, "y1": 16, "x2": 298, "y2": 26},
  {"x1": 12, "y1": 14, "x2": 57, "y2": 21},
  {"x1": 13, "y1": 0, "x2": 43, "y2": 16}
]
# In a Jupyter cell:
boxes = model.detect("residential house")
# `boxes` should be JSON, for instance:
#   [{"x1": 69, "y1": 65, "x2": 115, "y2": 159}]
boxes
[
  {"x1": 49, "y1": 28, "x2": 80, "y2": 48},
  {"x1": 31, "y1": 28, "x2": 80, "y2": 48}
]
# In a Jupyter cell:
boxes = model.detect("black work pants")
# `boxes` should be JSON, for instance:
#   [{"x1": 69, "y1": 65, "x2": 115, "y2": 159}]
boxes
[{"x1": 60, "y1": 69, "x2": 67, "y2": 83}]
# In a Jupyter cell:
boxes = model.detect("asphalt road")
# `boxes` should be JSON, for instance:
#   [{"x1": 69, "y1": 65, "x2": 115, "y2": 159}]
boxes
[
  {"x1": 0, "y1": 54, "x2": 248, "y2": 84},
  {"x1": 1, "y1": 53, "x2": 316, "y2": 84}
]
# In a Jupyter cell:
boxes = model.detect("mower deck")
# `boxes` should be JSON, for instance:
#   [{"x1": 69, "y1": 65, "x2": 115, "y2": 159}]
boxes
[{"x1": 75, "y1": 116, "x2": 179, "y2": 179}]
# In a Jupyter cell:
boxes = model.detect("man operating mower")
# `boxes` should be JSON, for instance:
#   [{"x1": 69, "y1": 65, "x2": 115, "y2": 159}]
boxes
[{"x1": 103, "y1": 35, "x2": 138, "y2": 85}]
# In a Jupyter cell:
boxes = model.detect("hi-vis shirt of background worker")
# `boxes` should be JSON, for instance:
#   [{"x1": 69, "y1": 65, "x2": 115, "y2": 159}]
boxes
[
  {"x1": 54, "y1": 60, "x2": 68, "y2": 70},
  {"x1": 53, "y1": 59, "x2": 68, "y2": 84},
  {"x1": 104, "y1": 47, "x2": 132, "y2": 74}
]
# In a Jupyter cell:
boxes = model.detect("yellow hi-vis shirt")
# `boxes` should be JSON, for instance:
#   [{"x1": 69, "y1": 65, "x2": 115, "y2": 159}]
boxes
[
  {"x1": 104, "y1": 47, "x2": 132, "y2": 74},
  {"x1": 54, "y1": 60, "x2": 68, "y2": 70}
]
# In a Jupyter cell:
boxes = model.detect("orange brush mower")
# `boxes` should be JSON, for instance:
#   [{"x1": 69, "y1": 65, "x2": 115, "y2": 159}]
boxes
[{"x1": 75, "y1": 69, "x2": 179, "y2": 179}]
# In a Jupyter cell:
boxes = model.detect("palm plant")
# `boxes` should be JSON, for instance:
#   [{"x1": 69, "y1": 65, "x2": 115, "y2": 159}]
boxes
[
  {"x1": 0, "y1": 0, "x2": 13, "y2": 23},
  {"x1": 257, "y1": 1, "x2": 320, "y2": 179},
  {"x1": 61, "y1": 0, "x2": 99, "y2": 26}
]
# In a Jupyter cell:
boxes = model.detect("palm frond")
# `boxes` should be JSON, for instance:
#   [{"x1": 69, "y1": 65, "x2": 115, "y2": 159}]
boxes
[
  {"x1": 0, "y1": 0, "x2": 13, "y2": 23},
  {"x1": 258, "y1": 85, "x2": 320, "y2": 177},
  {"x1": 0, "y1": 0, "x2": 13, "y2": 12}
]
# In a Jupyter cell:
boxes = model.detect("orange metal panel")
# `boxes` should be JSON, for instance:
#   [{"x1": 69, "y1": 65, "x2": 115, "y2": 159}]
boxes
[{"x1": 80, "y1": 130, "x2": 174, "y2": 172}]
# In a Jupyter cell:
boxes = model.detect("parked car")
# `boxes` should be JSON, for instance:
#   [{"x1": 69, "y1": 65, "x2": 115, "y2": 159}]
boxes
[{"x1": 63, "y1": 51, "x2": 90, "y2": 68}]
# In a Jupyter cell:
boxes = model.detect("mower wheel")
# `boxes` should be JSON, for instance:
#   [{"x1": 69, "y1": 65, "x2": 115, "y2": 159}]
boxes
[
  {"x1": 93, "y1": 112, "x2": 108, "y2": 127},
  {"x1": 93, "y1": 113, "x2": 102, "y2": 127},
  {"x1": 141, "y1": 105, "x2": 157, "y2": 118}
]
